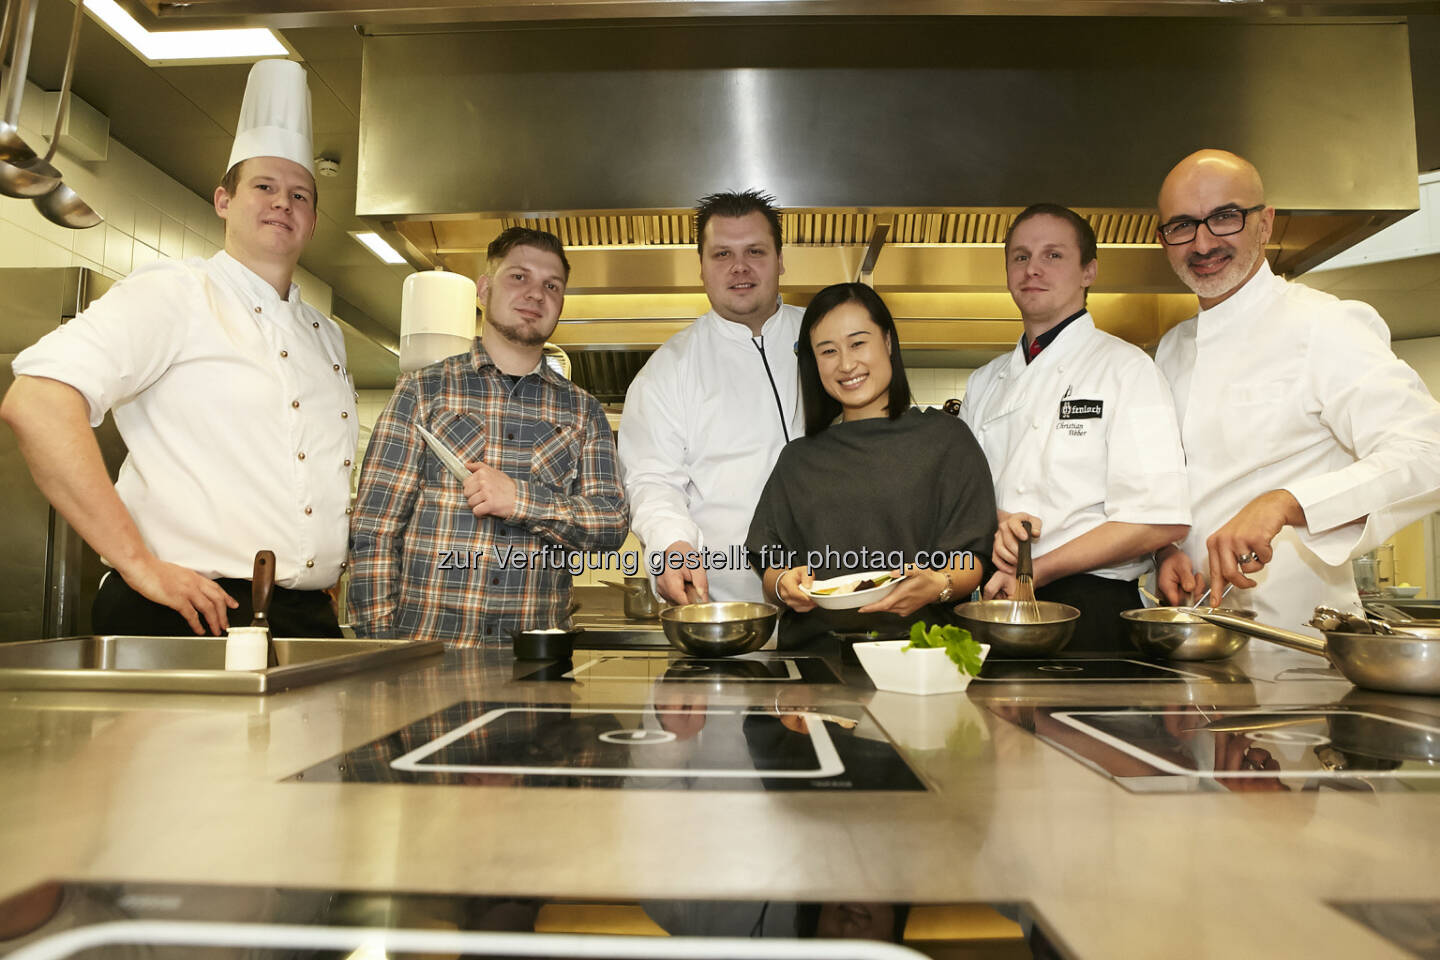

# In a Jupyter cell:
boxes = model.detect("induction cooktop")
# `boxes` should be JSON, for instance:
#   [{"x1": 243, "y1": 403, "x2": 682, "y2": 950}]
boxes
[
  {"x1": 972, "y1": 658, "x2": 1209, "y2": 683},
  {"x1": 1330, "y1": 900, "x2": 1440, "y2": 959},
  {"x1": 515, "y1": 652, "x2": 839, "y2": 685},
  {"x1": 0, "y1": 880, "x2": 1071, "y2": 959},
  {"x1": 291, "y1": 699, "x2": 924, "y2": 791},
  {"x1": 989, "y1": 703, "x2": 1440, "y2": 793}
]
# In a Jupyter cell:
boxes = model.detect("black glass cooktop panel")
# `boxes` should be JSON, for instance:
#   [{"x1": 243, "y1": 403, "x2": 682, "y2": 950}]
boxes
[
  {"x1": 1330, "y1": 900, "x2": 1440, "y2": 959},
  {"x1": 291, "y1": 700, "x2": 924, "y2": 791},
  {"x1": 515, "y1": 652, "x2": 839, "y2": 685},
  {"x1": 0, "y1": 880, "x2": 1073, "y2": 959},
  {"x1": 988, "y1": 703, "x2": 1440, "y2": 794},
  {"x1": 973, "y1": 658, "x2": 1208, "y2": 683}
]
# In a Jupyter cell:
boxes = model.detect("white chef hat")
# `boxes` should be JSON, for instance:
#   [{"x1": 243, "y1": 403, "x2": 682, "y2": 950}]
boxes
[{"x1": 226, "y1": 59, "x2": 314, "y2": 176}]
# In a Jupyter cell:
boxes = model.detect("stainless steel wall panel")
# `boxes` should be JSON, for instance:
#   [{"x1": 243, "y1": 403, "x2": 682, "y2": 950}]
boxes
[{"x1": 358, "y1": 18, "x2": 1418, "y2": 219}]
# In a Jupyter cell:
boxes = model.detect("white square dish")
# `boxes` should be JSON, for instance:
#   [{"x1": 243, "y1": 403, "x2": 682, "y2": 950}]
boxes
[{"x1": 852, "y1": 639, "x2": 990, "y2": 696}]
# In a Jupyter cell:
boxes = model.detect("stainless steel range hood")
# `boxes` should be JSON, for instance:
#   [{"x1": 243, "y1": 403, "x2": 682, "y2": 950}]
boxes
[{"x1": 353, "y1": 15, "x2": 1419, "y2": 373}]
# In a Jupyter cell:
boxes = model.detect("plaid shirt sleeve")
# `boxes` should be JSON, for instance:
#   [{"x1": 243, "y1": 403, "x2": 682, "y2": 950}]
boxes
[
  {"x1": 508, "y1": 392, "x2": 628, "y2": 552},
  {"x1": 348, "y1": 375, "x2": 425, "y2": 637}
]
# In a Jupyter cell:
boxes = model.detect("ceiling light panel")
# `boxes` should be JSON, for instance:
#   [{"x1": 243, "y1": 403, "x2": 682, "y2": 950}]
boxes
[
  {"x1": 353, "y1": 231, "x2": 407, "y2": 265},
  {"x1": 84, "y1": 0, "x2": 290, "y2": 66}
]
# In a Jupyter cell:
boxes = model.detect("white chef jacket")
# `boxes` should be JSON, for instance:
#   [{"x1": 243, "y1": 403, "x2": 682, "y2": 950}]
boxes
[
  {"x1": 12, "y1": 252, "x2": 358, "y2": 589},
  {"x1": 961, "y1": 315, "x2": 1190, "y2": 582},
  {"x1": 1155, "y1": 260, "x2": 1440, "y2": 632},
  {"x1": 618, "y1": 303, "x2": 804, "y2": 601}
]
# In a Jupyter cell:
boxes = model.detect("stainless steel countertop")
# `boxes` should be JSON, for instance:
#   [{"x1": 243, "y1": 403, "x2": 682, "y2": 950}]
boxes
[{"x1": 1, "y1": 640, "x2": 1436, "y2": 958}]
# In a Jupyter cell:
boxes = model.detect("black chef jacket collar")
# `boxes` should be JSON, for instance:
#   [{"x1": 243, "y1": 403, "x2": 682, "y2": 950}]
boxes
[{"x1": 1021, "y1": 308, "x2": 1087, "y2": 365}]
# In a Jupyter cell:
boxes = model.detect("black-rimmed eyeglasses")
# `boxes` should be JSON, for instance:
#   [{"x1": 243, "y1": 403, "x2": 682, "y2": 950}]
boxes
[{"x1": 1157, "y1": 204, "x2": 1266, "y2": 246}]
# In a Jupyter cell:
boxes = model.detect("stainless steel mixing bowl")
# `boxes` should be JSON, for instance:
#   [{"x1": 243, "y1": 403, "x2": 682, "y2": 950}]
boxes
[
  {"x1": 952, "y1": 599, "x2": 1079, "y2": 657},
  {"x1": 659, "y1": 601, "x2": 779, "y2": 657}
]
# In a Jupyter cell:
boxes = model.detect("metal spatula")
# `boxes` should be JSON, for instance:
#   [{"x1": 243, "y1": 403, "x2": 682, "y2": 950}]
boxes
[
  {"x1": 251, "y1": 550, "x2": 279, "y2": 667},
  {"x1": 1008, "y1": 520, "x2": 1044, "y2": 624}
]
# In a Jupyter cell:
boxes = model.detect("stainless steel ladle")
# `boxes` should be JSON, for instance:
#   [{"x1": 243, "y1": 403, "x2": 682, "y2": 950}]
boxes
[
  {"x1": 31, "y1": 0, "x2": 100, "y2": 229},
  {"x1": 0, "y1": 0, "x2": 41, "y2": 171}
]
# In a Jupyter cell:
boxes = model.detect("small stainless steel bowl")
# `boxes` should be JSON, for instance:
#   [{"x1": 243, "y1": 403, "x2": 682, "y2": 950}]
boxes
[
  {"x1": 1121, "y1": 607, "x2": 1255, "y2": 661},
  {"x1": 953, "y1": 599, "x2": 1080, "y2": 658},
  {"x1": 659, "y1": 601, "x2": 779, "y2": 657}
]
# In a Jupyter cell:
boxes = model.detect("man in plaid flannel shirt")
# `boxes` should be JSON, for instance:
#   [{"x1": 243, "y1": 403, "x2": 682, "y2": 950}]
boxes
[{"x1": 348, "y1": 228, "x2": 627, "y2": 645}]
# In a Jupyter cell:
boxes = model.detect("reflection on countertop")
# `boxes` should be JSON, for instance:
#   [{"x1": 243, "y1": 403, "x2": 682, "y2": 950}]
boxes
[{"x1": 2, "y1": 640, "x2": 1437, "y2": 959}]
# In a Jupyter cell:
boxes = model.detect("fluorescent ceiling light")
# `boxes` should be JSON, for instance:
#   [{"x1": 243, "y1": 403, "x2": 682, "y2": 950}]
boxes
[
  {"x1": 353, "y1": 232, "x2": 407, "y2": 265},
  {"x1": 84, "y1": 0, "x2": 289, "y2": 66}
]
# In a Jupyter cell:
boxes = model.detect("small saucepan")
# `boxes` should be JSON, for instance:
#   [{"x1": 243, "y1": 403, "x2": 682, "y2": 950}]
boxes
[
  {"x1": 1120, "y1": 606, "x2": 1257, "y2": 661},
  {"x1": 600, "y1": 577, "x2": 662, "y2": 620},
  {"x1": 1196, "y1": 610, "x2": 1440, "y2": 696}
]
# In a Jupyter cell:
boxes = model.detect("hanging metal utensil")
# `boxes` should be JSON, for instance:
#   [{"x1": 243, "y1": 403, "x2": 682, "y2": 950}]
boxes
[
  {"x1": 0, "y1": 0, "x2": 40, "y2": 172},
  {"x1": 0, "y1": 0, "x2": 17, "y2": 123},
  {"x1": 29, "y1": 0, "x2": 100, "y2": 228}
]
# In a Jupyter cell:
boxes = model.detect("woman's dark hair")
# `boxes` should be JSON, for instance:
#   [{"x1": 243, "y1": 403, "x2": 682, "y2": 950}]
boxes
[{"x1": 798, "y1": 282, "x2": 911, "y2": 436}]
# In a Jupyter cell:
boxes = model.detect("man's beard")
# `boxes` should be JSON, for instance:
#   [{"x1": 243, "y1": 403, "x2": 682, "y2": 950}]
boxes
[
  {"x1": 484, "y1": 308, "x2": 549, "y2": 347},
  {"x1": 1179, "y1": 241, "x2": 1264, "y2": 301}
]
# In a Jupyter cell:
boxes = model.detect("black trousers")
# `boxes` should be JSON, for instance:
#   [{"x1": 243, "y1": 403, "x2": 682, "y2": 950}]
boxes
[
  {"x1": 1035, "y1": 573, "x2": 1142, "y2": 655},
  {"x1": 93, "y1": 571, "x2": 342, "y2": 638}
]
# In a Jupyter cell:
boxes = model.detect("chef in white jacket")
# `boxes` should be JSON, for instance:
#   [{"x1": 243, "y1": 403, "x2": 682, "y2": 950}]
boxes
[
  {"x1": 1, "y1": 60, "x2": 355, "y2": 638},
  {"x1": 961, "y1": 204, "x2": 1191, "y2": 651},
  {"x1": 619, "y1": 190, "x2": 804, "y2": 603},
  {"x1": 1153, "y1": 149, "x2": 1440, "y2": 631}
]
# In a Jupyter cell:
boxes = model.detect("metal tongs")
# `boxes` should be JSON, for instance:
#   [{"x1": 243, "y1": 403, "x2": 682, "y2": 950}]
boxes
[
  {"x1": 1188, "y1": 582, "x2": 1234, "y2": 611},
  {"x1": 1308, "y1": 604, "x2": 1398, "y2": 635}
]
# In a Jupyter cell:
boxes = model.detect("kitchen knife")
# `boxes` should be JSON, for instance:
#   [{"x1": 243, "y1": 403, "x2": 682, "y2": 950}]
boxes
[{"x1": 415, "y1": 423, "x2": 472, "y2": 483}]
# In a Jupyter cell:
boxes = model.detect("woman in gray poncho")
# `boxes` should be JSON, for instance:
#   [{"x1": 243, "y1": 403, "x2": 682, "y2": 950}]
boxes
[{"x1": 746, "y1": 282, "x2": 998, "y2": 648}]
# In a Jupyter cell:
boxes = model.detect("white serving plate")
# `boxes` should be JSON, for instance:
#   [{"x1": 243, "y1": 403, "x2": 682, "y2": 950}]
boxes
[
  {"x1": 852, "y1": 639, "x2": 989, "y2": 696},
  {"x1": 804, "y1": 571, "x2": 906, "y2": 610}
]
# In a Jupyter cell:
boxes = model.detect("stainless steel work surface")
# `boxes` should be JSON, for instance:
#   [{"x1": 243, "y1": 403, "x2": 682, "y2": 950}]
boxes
[
  {"x1": 0, "y1": 635, "x2": 444, "y2": 694},
  {"x1": 1, "y1": 642, "x2": 1436, "y2": 959}
]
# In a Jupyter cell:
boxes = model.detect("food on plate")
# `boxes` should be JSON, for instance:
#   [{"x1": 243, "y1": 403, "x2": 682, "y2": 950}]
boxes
[
  {"x1": 809, "y1": 573, "x2": 894, "y2": 596},
  {"x1": 905, "y1": 621, "x2": 985, "y2": 677}
]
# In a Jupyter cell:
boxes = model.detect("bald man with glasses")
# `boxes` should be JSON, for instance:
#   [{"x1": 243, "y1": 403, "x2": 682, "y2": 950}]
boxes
[{"x1": 1151, "y1": 148, "x2": 1440, "y2": 634}]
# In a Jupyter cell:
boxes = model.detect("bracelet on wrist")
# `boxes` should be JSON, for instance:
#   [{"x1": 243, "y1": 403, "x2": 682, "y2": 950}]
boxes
[
  {"x1": 774, "y1": 568, "x2": 792, "y2": 604},
  {"x1": 936, "y1": 569, "x2": 955, "y2": 604}
]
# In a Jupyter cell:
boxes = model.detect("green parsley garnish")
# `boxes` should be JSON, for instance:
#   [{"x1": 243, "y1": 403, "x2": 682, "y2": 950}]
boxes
[{"x1": 905, "y1": 621, "x2": 984, "y2": 677}]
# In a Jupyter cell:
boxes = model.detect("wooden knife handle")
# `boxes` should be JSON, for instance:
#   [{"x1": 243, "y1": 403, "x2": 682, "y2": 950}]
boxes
[{"x1": 251, "y1": 550, "x2": 276, "y2": 623}]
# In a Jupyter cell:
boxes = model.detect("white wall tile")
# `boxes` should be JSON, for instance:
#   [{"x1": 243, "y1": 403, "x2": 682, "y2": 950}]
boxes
[
  {"x1": 0, "y1": 219, "x2": 28, "y2": 265},
  {"x1": 202, "y1": 214, "x2": 226, "y2": 246},
  {"x1": 72, "y1": 222, "x2": 106, "y2": 264},
  {"x1": 131, "y1": 243, "x2": 159, "y2": 270},
  {"x1": 132, "y1": 202, "x2": 161, "y2": 250},
  {"x1": 3, "y1": 200, "x2": 71, "y2": 251},
  {"x1": 181, "y1": 230, "x2": 208, "y2": 260},
  {"x1": 103, "y1": 225, "x2": 133, "y2": 275},
  {"x1": 158, "y1": 216, "x2": 185, "y2": 259},
  {"x1": 103, "y1": 193, "x2": 136, "y2": 238}
]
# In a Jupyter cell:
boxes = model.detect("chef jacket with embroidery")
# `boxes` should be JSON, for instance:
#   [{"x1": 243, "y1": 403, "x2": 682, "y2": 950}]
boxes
[
  {"x1": 961, "y1": 315, "x2": 1191, "y2": 582},
  {"x1": 618, "y1": 304, "x2": 804, "y2": 602},
  {"x1": 12, "y1": 252, "x2": 357, "y2": 589},
  {"x1": 1155, "y1": 260, "x2": 1440, "y2": 632}
]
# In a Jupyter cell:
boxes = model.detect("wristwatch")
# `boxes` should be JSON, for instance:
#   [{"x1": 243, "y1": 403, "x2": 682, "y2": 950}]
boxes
[{"x1": 936, "y1": 570, "x2": 955, "y2": 604}]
